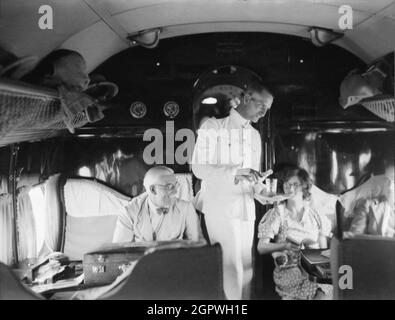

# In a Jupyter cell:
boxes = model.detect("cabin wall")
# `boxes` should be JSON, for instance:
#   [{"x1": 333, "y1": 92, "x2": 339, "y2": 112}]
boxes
[
  {"x1": 274, "y1": 131, "x2": 395, "y2": 194},
  {"x1": 1, "y1": 125, "x2": 393, "y2": 265}
]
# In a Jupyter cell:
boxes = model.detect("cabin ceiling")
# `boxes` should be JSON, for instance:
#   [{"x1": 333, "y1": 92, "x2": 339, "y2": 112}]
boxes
[
  {"x1": 0, "y1": 32, "x2": 393, "y2": 148},
  {"x1": 92, "y1": 32, "x2": 395, "y2": 129},
  {"x1": 0, "y1": 1, "x2": 394, "y2": 147},
  {"x1": 0, "y1": 0, "x2": 394, "y2": 72}
]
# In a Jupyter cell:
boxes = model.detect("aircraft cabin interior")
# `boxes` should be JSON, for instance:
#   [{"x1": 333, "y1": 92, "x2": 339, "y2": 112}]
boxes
[{"x1": 0, "y1": 0, "x2": 394, "y2": 301}]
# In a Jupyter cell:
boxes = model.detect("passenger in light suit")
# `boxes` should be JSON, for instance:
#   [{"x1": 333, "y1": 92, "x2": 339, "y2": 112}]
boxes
[{"x1": 191, "y1": 81, "x2": 274, "y2": 300}]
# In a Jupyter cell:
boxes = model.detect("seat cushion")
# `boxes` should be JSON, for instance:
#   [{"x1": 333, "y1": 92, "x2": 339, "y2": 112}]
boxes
[
  {"x1": 64, "y1": 179, "x2": 130, "y2": 218},
  {"x1": 63, "y1": 215, "x2": 117, "y2": 260},
  {"x1": 62, "y1": 179, "x2": 131, "y2": 260}
]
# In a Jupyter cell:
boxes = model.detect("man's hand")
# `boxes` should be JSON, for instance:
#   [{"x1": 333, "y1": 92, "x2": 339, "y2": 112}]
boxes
[
  {"x1": 234, "y1": 168, "x2": 263, "y2": 184},
  {"x1": 234, "y1": 168, "x2": 274, "y2": 185},
  {"x1": 257, "y1": 169, "x2": 273, "y2": 182},
  {"x1": 254, "y1": 192, "x2": 294, "y2": 205}
]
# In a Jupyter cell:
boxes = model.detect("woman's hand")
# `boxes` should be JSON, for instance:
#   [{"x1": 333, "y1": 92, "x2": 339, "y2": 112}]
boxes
[
  {"x1": 258, "y1": 238, "x2": 296, "y2": 255},
  {"x1": 283, "y1": 242, "x2": 300, "y2": 253}
]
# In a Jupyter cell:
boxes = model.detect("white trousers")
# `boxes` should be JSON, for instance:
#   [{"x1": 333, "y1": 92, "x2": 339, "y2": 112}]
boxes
[{"x1": 204, "y1": 215, "x2": 255, "y2": 300}]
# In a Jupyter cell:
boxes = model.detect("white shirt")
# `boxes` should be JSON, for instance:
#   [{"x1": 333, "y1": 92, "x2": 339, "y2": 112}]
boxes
[
  {"x1": 112, "y1": 192, "x2": 203, "y2": 242},
  {"x1": 191, "y1": 109, "x2": 262, "y2": 221}
]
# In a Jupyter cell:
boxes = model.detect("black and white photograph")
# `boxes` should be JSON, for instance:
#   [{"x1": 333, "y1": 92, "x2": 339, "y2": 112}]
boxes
[{"x1": 0, "y1": 0, "x2": 394, "y2": 305}]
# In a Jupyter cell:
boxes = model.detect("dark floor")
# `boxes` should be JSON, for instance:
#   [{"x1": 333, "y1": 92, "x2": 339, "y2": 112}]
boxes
[{"x1": 253, "y1": 251, "x2": 280, "y2": 300}]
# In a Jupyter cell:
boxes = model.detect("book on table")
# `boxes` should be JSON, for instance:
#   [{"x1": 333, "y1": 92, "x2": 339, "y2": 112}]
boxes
[{"x1": 301, "y1": 249, "x2": 331, "y2": 265}]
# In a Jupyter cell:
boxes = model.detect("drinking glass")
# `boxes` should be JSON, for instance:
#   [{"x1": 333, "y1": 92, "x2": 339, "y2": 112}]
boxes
[{"x1": 265, "y1": 178, "x2": 278, "y2": 196}]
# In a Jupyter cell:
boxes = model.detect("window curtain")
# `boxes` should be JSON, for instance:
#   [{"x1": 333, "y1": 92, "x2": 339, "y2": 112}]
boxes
[
  {"x1": 0, "y1": 176, "x2": 8, "y2": 194},
  {"x1": 44, "y1": 174, "x2": 63, "y2": 252},
  {"x1": 16, "y1": 187, "x2": 37, "y2": 261},
  {"x1": 0, "y1": 194, "x2": 14, "y2": 265},
  {"x1": 28, "y1": 184, "x2": 46, "y2": 257}
]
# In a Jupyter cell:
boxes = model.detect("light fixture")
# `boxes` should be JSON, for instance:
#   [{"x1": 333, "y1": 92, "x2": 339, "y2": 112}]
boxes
[
  {"x1": 128, "y1": 28, "x2": 162, "y2": 48},
  {"x1": 201, "y1": 97, "x2": 218, "y2": 104},
  {"x1": 78, "y1": 166, "x2": 92, "y2": 177},
  {"x1": 309, "y1": 27, "x2": 343, "y2": 47}
]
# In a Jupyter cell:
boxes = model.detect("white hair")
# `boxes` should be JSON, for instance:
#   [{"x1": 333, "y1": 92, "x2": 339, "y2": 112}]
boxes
[{"x1": 143, "y1": 166, "x2": 174, "y2": 192}]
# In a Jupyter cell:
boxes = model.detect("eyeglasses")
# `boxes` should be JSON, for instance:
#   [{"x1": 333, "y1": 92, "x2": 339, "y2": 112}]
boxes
[
  {"x1": 284, "y1": 182, "x2": 302, "y2": 189},
  {"x1": 154, "y1": 181, "x2": 180, "y2": 192}
]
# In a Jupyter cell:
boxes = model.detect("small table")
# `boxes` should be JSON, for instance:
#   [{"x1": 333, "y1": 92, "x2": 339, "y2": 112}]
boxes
[{"x1": 300, "y1": 249, "x2": 332, "y2": 285}]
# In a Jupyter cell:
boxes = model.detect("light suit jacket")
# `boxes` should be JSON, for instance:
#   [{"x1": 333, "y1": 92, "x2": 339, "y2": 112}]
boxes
[
  {"x1": 112, "y1": 192, "x2": 203, "y2": 243},
  {"x1": 350, "y1": 198, "x2": 395, "y2": 237}
]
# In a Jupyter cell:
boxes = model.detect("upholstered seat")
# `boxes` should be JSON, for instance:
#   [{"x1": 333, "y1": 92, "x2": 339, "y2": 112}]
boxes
[
  {"x1": 0, "y1": 262, "x2": 42, "y2": 300},
  {"x1": 331, "y1": 175, "x2": 395, "y2": 299},
  {"x1": 331, "y1": 236, "x2": 395, "y2": 300},
  {"x1": 62, "y1": 178, "x2": 131, "y2": 260},
  {"x1": 106, "y1": 243, "x2": 225, "y2": 300}
]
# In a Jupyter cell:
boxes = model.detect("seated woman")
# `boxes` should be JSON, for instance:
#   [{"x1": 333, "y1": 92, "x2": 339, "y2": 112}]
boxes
[{"x1": 257, "y1": 166, "x2": 332, "y2": 300}]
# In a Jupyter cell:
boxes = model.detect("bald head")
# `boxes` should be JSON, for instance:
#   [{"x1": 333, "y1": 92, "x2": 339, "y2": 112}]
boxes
[
  {"x1": 143, "y1": 166, "x2": 177, "y2": 208},
  {"x1": 143, "y1": 166, "x2": 175, "y2": 191}
]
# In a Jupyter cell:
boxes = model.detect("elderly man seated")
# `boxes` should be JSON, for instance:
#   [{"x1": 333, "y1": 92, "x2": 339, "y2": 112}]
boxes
[
  {"x1": 112, "y1": 166, "x2": 203, "y2": 243},
  {"x1": 349, "y1": 197, "x2": 394, "y2": 237},
  {"x1": 345, "y1": 175, "x2": 395, "y2": 237}
]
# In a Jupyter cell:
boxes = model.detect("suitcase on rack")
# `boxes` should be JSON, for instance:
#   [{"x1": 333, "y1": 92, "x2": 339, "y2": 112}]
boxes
[
  {"x1": 83, "y1": 240, "x2": 205, "y2": 286},
  {"x1": 83, "y1": 242, "x2": 152, "y2": 286}
]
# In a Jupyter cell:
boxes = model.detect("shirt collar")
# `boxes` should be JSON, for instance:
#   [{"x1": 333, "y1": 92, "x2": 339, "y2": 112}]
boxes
[
  {"x1": 147, "y1": 197, "x2": 170, "y2": 215},
  {"x1": 230, "y1": 108, "x2": 250, "y2": 128}
]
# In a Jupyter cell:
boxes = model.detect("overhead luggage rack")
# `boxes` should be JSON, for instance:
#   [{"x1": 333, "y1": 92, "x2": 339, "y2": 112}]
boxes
[
  {"x1": 360, "y1": 94, "x2": 395, "y2": 123},
  {"x1": 0, "y1": 79, "x2": 90, "y2": 147}
]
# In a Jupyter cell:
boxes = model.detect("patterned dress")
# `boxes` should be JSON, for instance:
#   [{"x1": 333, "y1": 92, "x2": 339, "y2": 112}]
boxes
[{"x1": 258, "y1": 203, "x2": 332, "y2": 300}]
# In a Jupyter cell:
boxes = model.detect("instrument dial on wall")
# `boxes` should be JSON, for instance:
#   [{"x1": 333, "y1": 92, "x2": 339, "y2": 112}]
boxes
[
  {"x1": 163, "y1": 101, "x2": 180, "y2": 119},
  {"x1": 130, "y1": 101, "x2": 147, "y2": 118}
]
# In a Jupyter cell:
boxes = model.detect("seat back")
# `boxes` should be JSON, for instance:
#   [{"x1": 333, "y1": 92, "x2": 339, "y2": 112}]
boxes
[
  {"x1": 107, "y1": 243, "x2": 225, "y2": 300},
  {"x1": 43, "y1": 174, "x2": 66, "y2": 253},
  {"x1": 62, "y1": 178, "x2": 131, "y2": 260},
  {"x1": 331, "y1": 236, "x2": 395, "y2": 300},
  {"x1": 310, "y1": 184, "x2": 338, "y2": 232},
  {"x1": 0, "y1": 263, "x2": 42, "y2": 300}
]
